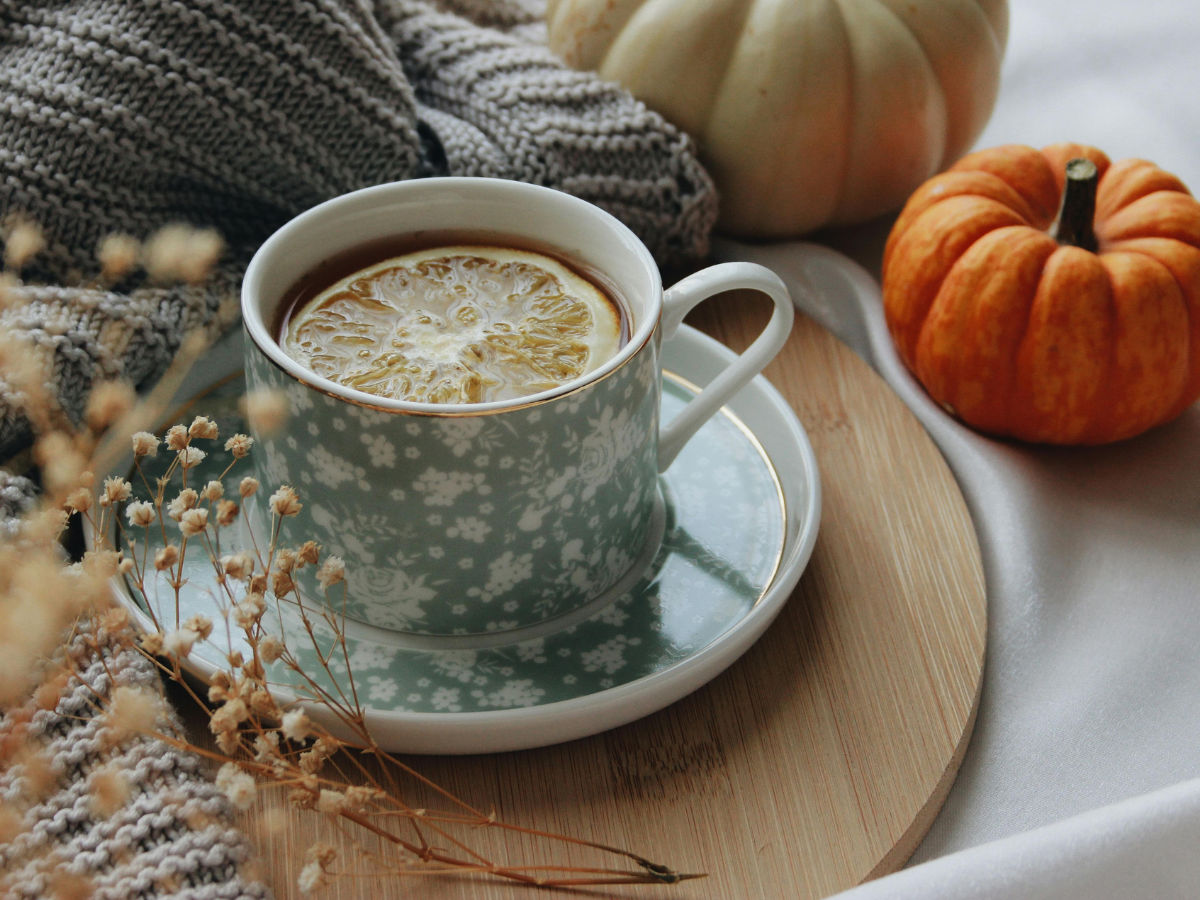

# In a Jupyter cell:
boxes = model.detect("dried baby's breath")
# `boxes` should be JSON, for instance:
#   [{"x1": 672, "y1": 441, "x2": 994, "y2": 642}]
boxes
[
  {"x1": 316, "y1": 556, "x2": 345, "y2": 590},
  {"x1": 178, "y1": 446, "x2": 206, "y2": 470},
  {"x1": 143, "y1": 224, "x2": 224, "y2": 284},
  {"x1": 165, "y1": 424, "x2": 189, "y2": 451},
  {"x1": 240, "y1": 388, "x2": 288, "y2": 436},
  {"x1": 96, "y1": 232, "x2": 140, "y2": 282},
  {"x1": 280, "y1": 709, "x2": 312, "y2": 743},
  {"x1": 178, "y1": 507, "x2": 208, "y2": 537},
  {"x1": 104, "y1": 685, "x2": 161, "y2": 743},
  {"x1": 188, "y1": 415, "x2": 219, "y2": 440},
  {"x1": 0, "y1": 244, "x2": 697, "y2": 894},
  {"x1": 100, "y1": 476, "x2": 132, "y2": 507},
  {"x1": 85, "y1": 381, "x2": 136, "y2": 432},
  {"x1": 131, "y1": 431, "x2": 160, "y2": 457},
  {"x1": 3, "y1": 218, "x2": 45, "y2": 269},
  {"x1": 167, "y1": 489, "x2": 198, "y2": 520},
  {"x1": 154, "y1": 544, "x2": 179, "y2": 571},
  {"x1": 216, "y1": 499, "x2": 239, "y2": 527},
  {"x1": 224, "y1": 433, "x2": 253, "y2": 458},
  {"x1": 125, "y1": 500, "x2": 156, "y2": 527},
  {"x1": 216, "y1": 762, "x2": 256, "y2": 811},
  {"x1": 269, "y1": 485, "x2": 301, "y2": 518},
  {"x1": 88, "y1": 766, "x2": 131, "y2": 818}
]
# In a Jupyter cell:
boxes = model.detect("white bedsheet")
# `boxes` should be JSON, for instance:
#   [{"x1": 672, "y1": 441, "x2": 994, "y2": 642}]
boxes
[{"x1": 721, "y1": 0, "x2": 1200, "y2": 894}]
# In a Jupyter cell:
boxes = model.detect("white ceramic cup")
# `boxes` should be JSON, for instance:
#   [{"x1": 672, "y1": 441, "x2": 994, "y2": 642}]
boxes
[{"x1": 241, "y1": 177, "x2": 793, "y2": 636}]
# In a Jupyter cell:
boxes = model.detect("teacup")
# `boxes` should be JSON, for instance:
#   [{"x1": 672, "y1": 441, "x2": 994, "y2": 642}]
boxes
[{"x1": 241, "y1": 177, "x2": 793, "y2": 638}]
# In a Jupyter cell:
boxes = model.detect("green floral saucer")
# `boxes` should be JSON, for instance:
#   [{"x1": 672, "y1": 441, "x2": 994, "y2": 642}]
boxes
[{"x1": 108, "y1": 326, "x2": 820, "y2": 754}]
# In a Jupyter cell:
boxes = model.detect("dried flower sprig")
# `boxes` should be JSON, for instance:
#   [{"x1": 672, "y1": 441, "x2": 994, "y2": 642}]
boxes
[
  {"x1": 0, "y1": 223, "x2": 702, "y2": 895},
  {"x1": 94, "y1": 407, "x2": 701, "y2": 892}
]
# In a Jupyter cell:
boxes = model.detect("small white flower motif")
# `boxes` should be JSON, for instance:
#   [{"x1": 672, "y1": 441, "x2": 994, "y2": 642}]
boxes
[
  {"x1": 514, "y1": 639, "x2": 546, "y2": 663},
  {"x1": 431, "y1": 651, "x2": 478, "y2": 683},
  {"x1": 437, "y1": 418, "x2": 485, "y2": 456},
  {"x1": 407, "y1": 693, "x2": 421, "y2": 703},
  {"x1": 483, "y1": 551, "x2": 533, "y2": 597},
  {"x1": 360, "y1": 433, "x2": 397, "y2": 468},
  {"x1": 594, "y1": 603, "x2": 630, "y2": 627},
  {"x1": 306, "y1": 422, "x2": 319, "y2": 436},
  {"x1": 622, "y1": 490, "x2": 641, "y2": 516},
  {"x1": 306, "y1": 445, "x2": 360, "y2": 489},
  {"x1": 413, "y1": 467, "x2": 485, "y2": 506},
  {"x1": 447, "y1": 516, "x2": 491, "y2": 543},
  {"x1": 389, "y1": 487, "x2": 406, "y2": 502},
  {"x1": 527, "y1": 410, "x2": 541, "y2": 424},
  {"x1": 451, "y1": 603, "x2": 467, "y2": 616},
  {"x1": 472, "y1": 679, "x2": 544, "y2": 708},
  {"x1": 474, "y1": 454, "x2": 489, "y2": 467},
  {"x1": 502, "y1": 600, "x2": 519, "y2": 613},
  {"x1": 427, "y1": 514, "x2": 443, "y2": 526},
  {"x1": 332, "y1": 417, "x2": 346, "y2": 431},
  {"x1": 543, "y1": 468, "x2": 575, "y2": 500},
  {"x1": 352, "y1": 406, "x2": 389, "y2": 428},
  {"x1": 287, "y1": 384, "x2": 314, "y2": 411},
  {"x1": 404, "y1": 446, "x2": 420, "y2": 459},
  {"x1": 457, "y1": 558, "x2": 474, "y2": 570},
  {"x1": 366, "y1": 676, "x2": 399, "y2": 702},
  {"x1": 405, "y1": 423, "x2": 421, "y2": 436},
  {"x1": 581, "y1": 636, "x2": 633, "y2": 675},
  {"x1": 430, "y1": 687, "x2": 462, "y2": 711},
  {"x1": 561, "y1": 539, "x2": 584, "y2": 566},
  {"x1": 285, "y1": 436, "x2": 298, "y2": 449},
  {"x1": 416, "y1": 678, "x2": 431, "y2": 688},
  {"x1": 428, "y1": 546, "x2": 444, "y2": 559},
  {"x1": 516, "y1": 506, "x2": 548, "y2": 532},
  {"x1": 557, "y1": 647, "x2": 572, "y2": 657},
  {"x1": 347, "y1": 643, "x2": 397, "y2": 671},
  {"x1": 531, "y1": 536, "x2": 546, "y2": 550},
  {"x1": 498, "y1": 456, "x2": 514, "y2": 469},
  {"x1": 563, "y1": 674, "x2": 577, "y2": 685}
]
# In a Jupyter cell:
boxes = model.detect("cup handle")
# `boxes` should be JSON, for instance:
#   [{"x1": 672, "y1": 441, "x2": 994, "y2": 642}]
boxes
[{"x1": 658, "y1": 262, "x2": 794, "y2": 471}]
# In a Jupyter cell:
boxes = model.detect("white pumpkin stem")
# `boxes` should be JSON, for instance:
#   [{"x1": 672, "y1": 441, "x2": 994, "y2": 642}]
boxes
[{"x1": 1050, "y1": 157, "x2": 1099, "y2": 253}]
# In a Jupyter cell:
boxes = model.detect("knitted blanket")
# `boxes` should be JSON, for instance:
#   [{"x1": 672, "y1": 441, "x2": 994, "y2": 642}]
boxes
[
  {"x1": 0, "y1": 1, "x2": 717, "y2": 895},
  {"x1": 0, "y1": 0, "x2": 715, "y2": 460}
]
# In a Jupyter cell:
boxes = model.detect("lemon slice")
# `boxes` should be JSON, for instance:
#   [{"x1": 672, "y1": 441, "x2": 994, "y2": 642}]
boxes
[{"x1": 283, "y1": 245, "x2": 624, "y2": 404}]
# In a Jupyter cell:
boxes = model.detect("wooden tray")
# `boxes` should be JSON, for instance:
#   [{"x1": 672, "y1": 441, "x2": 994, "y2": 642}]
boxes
[{"x1": 234, "y1": 304, "x2": 986, "y2": 898}]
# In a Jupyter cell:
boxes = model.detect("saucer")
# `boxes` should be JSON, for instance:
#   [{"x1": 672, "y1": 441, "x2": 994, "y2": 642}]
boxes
[{"x1": 105, "y1": 325, "x2": 820, "y2": 754}]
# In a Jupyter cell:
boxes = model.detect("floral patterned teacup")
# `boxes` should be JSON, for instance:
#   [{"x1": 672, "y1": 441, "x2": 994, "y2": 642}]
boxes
[{"x1": 241, "y1": 178, "x2": 792, "y2": 637}]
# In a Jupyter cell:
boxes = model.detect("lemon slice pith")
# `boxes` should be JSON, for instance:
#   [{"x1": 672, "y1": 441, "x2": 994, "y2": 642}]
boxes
[{"x1": 283, "y1": 245, "x2": 624, "y2": 404}]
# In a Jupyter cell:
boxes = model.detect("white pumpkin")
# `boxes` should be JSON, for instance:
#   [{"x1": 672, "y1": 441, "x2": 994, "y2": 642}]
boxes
[{"x1": 546, "y1": 0, "x2": 1009, "y2": 237}]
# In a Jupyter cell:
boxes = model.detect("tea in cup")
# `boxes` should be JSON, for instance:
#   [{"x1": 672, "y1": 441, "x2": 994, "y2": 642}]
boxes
[
  {"x1": 277, "y1": 242, "x2": 625, "y2": 404},
  {"x1": 240, "y1": 177, "x2": 793, "y2": 638}
]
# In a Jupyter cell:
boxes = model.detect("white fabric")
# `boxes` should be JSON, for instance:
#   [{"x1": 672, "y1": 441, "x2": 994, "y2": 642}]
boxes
[{"x1": 721, "y1": 0, "x2": 1200, "y2": 895}]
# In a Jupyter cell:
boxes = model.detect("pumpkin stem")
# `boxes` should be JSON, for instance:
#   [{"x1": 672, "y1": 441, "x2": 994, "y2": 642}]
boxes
[{"x1": 1050, "y1": 158, "x2": 1099, "y2": 252}]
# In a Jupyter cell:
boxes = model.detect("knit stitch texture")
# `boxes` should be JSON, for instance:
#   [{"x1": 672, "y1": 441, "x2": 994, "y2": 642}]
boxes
[
  {"x1": 0, "y1": 0, "x2": 716, "y2": 461},
  {"x1": 0, "y1": 623, "x2": 272, "y2": 899},
  {"x1": 0, "y1": 1, "x2": 717, "y2": 895}
]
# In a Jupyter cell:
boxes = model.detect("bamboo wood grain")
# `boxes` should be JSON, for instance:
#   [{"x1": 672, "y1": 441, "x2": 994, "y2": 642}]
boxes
[{"x1": 233, "y1": 300, "x2": 987, "y2": 899}]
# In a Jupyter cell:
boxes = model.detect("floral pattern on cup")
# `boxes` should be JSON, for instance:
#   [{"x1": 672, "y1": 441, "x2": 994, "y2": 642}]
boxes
[
  {"x1": 120, "y1": 370, "x2": 789, "y2": 715},
  {"x1": 244, "y1": 339, "x2": 662, "y2": 635}
]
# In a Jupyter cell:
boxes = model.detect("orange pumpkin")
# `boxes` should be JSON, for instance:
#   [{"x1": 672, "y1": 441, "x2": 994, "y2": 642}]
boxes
[{"x1": 882, "y1": 142, "x2": 1200, "y2": 444}]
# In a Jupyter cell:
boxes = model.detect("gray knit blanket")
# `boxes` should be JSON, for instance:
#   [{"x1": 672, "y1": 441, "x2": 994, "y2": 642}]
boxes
[{"x1": 0, "y1": 1, "x2": 717, "y2": 895}]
